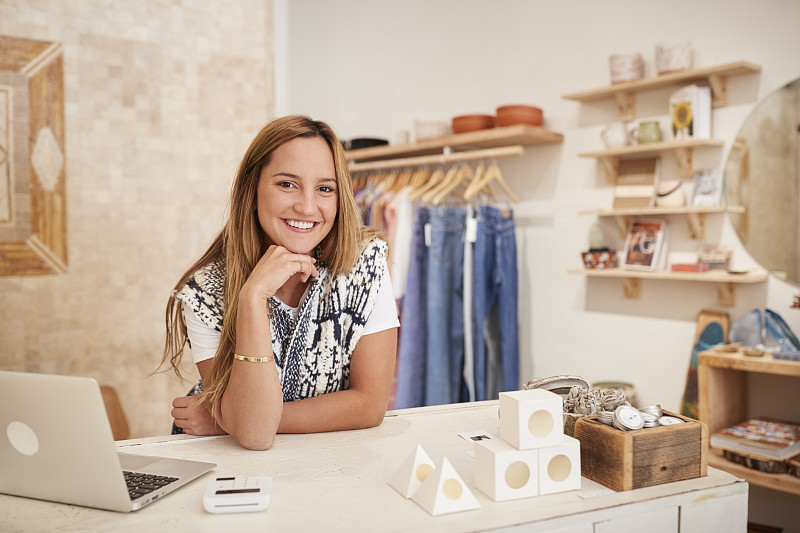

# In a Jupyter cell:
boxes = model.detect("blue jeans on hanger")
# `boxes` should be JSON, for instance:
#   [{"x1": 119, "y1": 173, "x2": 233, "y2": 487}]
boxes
[
  {"x1": 472, "y1": 205, "x2": 519, "y2": 401},
  {"x1": 394, "y1": 206, "x2": 430, "y2": 409},
  {"x1": 425, "y1": 205, "x2": 466, "y2": 406}
]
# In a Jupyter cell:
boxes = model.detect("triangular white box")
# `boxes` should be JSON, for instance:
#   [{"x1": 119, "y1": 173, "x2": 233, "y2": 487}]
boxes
[
  {"x1": 410, "y1": 457, "x2": 480, "y2": 516},
  {"x1": 388, "y1": 444, "x2": 436, "y2": 498}
]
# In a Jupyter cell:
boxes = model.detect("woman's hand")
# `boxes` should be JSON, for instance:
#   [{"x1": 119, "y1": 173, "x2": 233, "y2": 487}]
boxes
[
  {"x1": 171, "y1": 395, "x2": 226, "y2": 436},
  {"x1": 241, "y1": 245, "x2": 319, "y2": 303}
]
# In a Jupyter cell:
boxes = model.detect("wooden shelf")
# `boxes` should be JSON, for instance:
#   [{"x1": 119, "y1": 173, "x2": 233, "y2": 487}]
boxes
[
  {"x1": 579, "y1": 138, "x2": 725, "y2": 159},
  {"x1": 579, "y1": 205, "x2": 746, "y2": 240},
  {"x1": 562, "y1": 61, "x2": 761, "y2": 121},
  {"x1": 582, "y1": 139, "x2": 724, "y2": 180},
  {"x1": 699, "y1": 349, "x2": 800, "y2": 496},
  {"x1": 568, "y1": 268, "x2": 767, "y2": 306},
  {"x1": 708, "y1": 449, "x2": 800, "y2": 497},
  {"x1": 698, "y1": 349, "x2": 800, "y2": 378},
  {"x1": 580, "y1": 139, "x2": 725, "y2": 180},
  {"x1": 344, "y1": 124, "x2": 563, "y2": 162}
]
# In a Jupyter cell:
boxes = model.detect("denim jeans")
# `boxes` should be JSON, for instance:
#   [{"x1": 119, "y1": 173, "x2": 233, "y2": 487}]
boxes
[
  {"x1": 472, "y1": 205, "x2": 519, "y2": 401},
  {"x1": 394, "y1": 206, "x2": 430, "y2": 409},
  {"x1": 424, "y1": 205, "x2": 466, "y2": 406}
]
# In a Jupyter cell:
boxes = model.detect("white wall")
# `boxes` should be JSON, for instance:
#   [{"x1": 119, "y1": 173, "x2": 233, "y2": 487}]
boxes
[{"x1": 281, "y1": 3, "x2": 800, "y2": 526}]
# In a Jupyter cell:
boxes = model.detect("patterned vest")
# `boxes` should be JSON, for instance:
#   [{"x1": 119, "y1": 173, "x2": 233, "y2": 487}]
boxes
[{"x1": 177, "y1": 239, "x2": 387, "y2": 401}]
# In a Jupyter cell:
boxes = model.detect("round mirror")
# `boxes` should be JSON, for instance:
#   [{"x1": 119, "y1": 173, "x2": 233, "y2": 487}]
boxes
[{"x1": 726, "y1": 78, "x2": 800, "y2": 286}]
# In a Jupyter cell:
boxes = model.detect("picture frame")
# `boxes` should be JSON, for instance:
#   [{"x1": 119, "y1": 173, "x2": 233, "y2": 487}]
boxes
[
  {"x1": 691, "y1": 168, "x2": 723, "y2": 207},
  {"x1": 0, "y1": 34, "x2": 67, "y2": 276},
  {"x1": 622, "y1": 219, "x2": 667, "y2": 271}
]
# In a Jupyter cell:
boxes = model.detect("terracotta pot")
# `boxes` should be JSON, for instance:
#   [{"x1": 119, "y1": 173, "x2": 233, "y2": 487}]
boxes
[
  {"x1": 451, "y1": 114, "x2": 496, "y2": 134},
  {"x1": 495, "y1": 105, "x2": 543, "y2": 127}
]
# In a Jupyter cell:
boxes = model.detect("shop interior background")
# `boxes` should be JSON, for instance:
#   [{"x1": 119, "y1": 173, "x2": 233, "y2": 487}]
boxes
[{"x1": 1, "y1": 0, "x2": 798, "y2": 529}]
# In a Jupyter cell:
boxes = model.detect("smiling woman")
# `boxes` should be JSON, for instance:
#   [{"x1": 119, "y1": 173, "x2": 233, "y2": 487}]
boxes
[{"x1": 157, "y1": 116, "x2": 399, "y2": 450}]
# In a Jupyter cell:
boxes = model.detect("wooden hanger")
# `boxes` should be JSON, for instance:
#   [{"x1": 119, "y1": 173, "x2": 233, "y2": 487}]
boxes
[
  {"x1": 407, "y1": 168, "x2": 431, "y2": 191},
  {"x1": 465, "y1": 163, "x2": 518, "y2": 203},
  {"x1": 462, "y1": 163, "x2": 486, "y2": 199},
  {"x1": 410, "y1": 167, "x2": 451, "y2": 201},
  {"x1": 432, "y1": 165, "x2": 474, "y2": 205},
  {"x1": 422, "y1": 165, "x2": 463, "y2": 203}
]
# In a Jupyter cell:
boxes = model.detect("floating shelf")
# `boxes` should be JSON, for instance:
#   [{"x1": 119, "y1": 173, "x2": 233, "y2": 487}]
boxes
[
  {"x1": 562, "y1": 61, "x2": 762, "y2": 121},
  {"x1": 579, "y1": 138, "x2": 725, "y2": 180},
  {"x1": 579, "y1": 205, "x2": 746, "y2": 240},
  {"x1": 568, "y1": 267, "x2": 767, "y2": 306},
  {"x1": 344, "y1": 124, "x2": 563, "y2": 162}
]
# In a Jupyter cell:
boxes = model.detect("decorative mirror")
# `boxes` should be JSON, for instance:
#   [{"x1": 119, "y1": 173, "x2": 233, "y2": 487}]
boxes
[
  {"x1": 726, "y1": 78, "x2": 800, "y2": 286},
  {"x1": 0, "y1": 34, "x2": 67, "y2": 276}
]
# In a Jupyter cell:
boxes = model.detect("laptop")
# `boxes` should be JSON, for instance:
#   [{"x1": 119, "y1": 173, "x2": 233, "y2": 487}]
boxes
[{"x1": 0, "y1": 371, "x2": 216, "y2": 512}]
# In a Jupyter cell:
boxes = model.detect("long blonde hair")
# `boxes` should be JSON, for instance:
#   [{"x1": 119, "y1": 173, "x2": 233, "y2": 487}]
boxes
[{"x1": 159, "y1": 115, "x2": 379, "y2": 415}]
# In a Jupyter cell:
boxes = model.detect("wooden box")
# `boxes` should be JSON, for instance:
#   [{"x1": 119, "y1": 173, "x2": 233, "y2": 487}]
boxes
[{"x1": 573, "y1": 410, "x2": 707, "y2": 491}]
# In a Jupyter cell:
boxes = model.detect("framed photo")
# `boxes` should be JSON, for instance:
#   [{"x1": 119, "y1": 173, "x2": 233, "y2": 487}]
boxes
[
  {"x1": 691, "y1": 168, "x2": 723, "y2": 207},
  {"x1": 623, "y1": 219, "x2": 667, "y2": 271}
]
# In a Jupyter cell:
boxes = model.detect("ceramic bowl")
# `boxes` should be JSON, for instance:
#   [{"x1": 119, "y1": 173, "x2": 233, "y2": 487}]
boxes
[
  {"x1": 495, "y1": 105, "x2": 544, "y2": 127},
  {"x1": 451, "y1": 114, "x2": 496, "y2": 134}
]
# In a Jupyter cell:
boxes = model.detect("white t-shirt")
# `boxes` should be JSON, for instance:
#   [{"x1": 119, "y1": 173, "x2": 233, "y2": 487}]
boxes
[{"x1": 183, "y1": 257, "x2": 400, "y2": 364}]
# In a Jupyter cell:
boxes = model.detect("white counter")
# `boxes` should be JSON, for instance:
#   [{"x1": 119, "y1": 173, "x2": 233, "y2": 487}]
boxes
[{"x1": 0, "y1": 401, "x2": 748, "y2": 532}]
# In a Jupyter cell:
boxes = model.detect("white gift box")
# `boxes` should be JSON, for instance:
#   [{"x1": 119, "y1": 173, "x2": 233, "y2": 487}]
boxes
[
  {"x1": 499, "y1": 389, "x2": 564, "y2": 450},
  {"x1": 474, "y1": 435, "x2": 539, "y2": 501},
  {"x1": 538, "y1": 434, "x2": 582, "y2": 495}
]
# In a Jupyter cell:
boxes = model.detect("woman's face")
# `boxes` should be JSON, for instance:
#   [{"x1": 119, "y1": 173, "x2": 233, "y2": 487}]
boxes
[{"x1": 256, "y1": 136, "x2": 338, "y2": 255}]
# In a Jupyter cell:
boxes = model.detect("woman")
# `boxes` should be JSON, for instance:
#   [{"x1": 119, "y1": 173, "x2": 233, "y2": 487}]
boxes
[{"x1": 159, "y1": 116, "x2": 399, "y2": 450}]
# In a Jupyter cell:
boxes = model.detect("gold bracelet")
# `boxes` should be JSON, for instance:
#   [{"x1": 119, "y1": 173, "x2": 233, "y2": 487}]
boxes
[{"x1": 233, "y1": 353, "x2": 274, "y2": 363}]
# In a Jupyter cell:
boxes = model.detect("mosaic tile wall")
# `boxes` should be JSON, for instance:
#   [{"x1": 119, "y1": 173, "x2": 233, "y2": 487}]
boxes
[{"x1": 0, "y1": 0, "x2": 274, "y2": 437}]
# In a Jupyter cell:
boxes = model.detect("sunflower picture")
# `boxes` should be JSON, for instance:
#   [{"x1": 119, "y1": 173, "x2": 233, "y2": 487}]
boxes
[{"x1": 672, "y1": 100, "x2": 693, "y2": 138}]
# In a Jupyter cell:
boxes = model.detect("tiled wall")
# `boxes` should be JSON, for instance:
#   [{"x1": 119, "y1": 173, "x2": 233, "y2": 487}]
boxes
[{"x1": 0, "y1": 0, "x2": 274, "y2": 437}]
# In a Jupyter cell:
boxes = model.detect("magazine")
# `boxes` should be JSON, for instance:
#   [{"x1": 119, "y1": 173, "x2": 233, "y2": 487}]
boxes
[
  {"x1": 622, "y1": 219, "x2": 667, "y2": 271},
  {"x1": 710, "y1": 418, "x2": 800, "y2": 460}
]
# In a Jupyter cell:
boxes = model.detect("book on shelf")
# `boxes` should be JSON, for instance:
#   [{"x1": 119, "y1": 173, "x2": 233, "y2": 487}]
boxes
[
  {"x1": 710, "y1": 417, "x2": 800, "y2": 461},
  {"x1": 670, "y1": 84, "x2": 711, "y2": 140},
  {"x1": 612, "y1": 158, "x2": 660, "y2": 209},
  {"x1": 622, "y1": 219, "x2": 667, "y2": 271}
]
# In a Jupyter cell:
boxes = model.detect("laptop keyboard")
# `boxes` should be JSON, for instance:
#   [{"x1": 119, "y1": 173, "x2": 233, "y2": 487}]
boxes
[{"x1": 124, "y1": 470, "x2": 179, "y2": 500}]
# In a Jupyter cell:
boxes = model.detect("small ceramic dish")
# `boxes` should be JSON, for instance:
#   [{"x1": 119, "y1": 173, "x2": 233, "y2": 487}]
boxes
[
  {"x1": 495, "y1": 105, "x2": 543, "y2": 127},
  {"x1": 451, "y1": 114, "x2": 496, "y2": 134}
]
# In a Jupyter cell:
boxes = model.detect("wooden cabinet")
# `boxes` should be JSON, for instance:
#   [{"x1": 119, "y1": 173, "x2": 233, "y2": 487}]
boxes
[{"x1": 698, "y1": 349, "x2": 800, "y2": 496}]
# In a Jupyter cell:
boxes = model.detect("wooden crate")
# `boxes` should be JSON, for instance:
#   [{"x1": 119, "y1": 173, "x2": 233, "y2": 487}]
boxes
[{"x1": 573, "y1": 410, "x2": 708, "y2": 491}]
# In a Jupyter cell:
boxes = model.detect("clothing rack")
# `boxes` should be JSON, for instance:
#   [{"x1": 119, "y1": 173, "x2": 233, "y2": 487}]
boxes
[{"x1": 348, "y1": 145, "x2": 525, "y2": 173}]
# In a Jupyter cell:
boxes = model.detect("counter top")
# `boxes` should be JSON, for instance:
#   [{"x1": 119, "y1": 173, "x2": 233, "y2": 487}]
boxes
[{"x1": 0, "y1": 401, "x2": 747, "y2": 532}]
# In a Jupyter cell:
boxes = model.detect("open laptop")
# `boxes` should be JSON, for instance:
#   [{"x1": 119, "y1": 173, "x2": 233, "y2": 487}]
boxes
[{"x1": 0, "y1": 371, "x2": 216, "y2": 512}]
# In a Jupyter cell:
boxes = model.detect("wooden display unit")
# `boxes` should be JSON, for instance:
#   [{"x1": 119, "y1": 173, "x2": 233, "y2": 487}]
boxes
[
  {"x1": 698, "y1": 348, "x2": 800, "y2": 496},
  {"x1": 566, "y1": 60, "x2": 767, "y2": 306}
]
